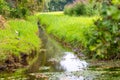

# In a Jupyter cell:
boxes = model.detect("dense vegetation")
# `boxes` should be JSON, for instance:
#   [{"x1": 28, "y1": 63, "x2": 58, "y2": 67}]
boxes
[
  {"x1": 44, "y1": 0, "x2": 73, "y2": 11},
  {"x1": 87, "y1": 1, "x2": 120, "y2": 59},
  {"x1": 0, "y1": 0, "x2": 43, "y2": 18},
  {"x1": 64, "y1": 0, "x2": 101, "y2": 16}
]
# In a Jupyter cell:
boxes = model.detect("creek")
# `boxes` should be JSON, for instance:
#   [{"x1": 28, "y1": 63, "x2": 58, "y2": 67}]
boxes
[{"x1": 0, "y1": 26, "x2": 120, "y2": 80}]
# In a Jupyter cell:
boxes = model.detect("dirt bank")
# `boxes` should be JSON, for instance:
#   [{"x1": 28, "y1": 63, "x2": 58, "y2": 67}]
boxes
[{"x1": 0, "y1": 51, "x2": 38, "y2": 72}]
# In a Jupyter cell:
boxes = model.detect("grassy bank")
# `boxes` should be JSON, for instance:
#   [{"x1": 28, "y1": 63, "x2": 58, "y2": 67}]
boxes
[
  {"x1": 38, "y1": 12, "x2": 98, "y2": 51},
  {"x1": 0, "y1": 18, "x2": 41, "y2": 63}
]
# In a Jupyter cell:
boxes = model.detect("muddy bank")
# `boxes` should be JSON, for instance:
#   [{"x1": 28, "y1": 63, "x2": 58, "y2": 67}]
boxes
[
  {"x1": 0, "y1": 50, "x2": 38, "y2": 72},
  {"x1": 0, "y1": 15, "x2": 6, "y2": 29}
]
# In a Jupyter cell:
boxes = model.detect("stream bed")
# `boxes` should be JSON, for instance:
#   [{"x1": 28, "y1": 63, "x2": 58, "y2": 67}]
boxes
[
  {"x1": 28, "y1": 51, "x2": 120, "y2": 80},
  {"x1": 1, "y1": 32, "x2": 120, "y2": 80},
  {"x1": 1, "y1": 51, "x2": 120, "y2": 80}
]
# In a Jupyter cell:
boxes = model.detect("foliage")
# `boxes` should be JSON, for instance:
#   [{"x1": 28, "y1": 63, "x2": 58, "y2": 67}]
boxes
[
  {"x1": 84, "y1": 0, "x2": 120, "y2": 59},
  {"x1": 64, "y1": 0, "x2": 120, "y2": 59},
  {"x1": 64, "y1": 3, "x2": 86, "y2": 16},
  {"x1": 45, "y1": 0, "x2": 73, "y2": 11},
  {"x1": 0, "y1": 0, "x2": 10, "y2": 16},
  {"x1": 64, "y1": 0, "x2": 101, "y2": 16},
  {"x1": 0, "y1": 0, "x2": 43, "y2": 18},
  {"x1": 9, "y1": 7, "x2": 29, "y2": 18}
]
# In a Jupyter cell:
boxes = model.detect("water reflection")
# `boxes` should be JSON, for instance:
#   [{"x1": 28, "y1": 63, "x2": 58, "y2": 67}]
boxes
[
  {"x1": 59, "y1": 75, "x2": 84, "y2": 80},
  {"x1": 55, "y1": 52, "x2": 89, "y2": 80},
  {"x1": 60, "y1": 52, "x2": 88, "y2": 72}
]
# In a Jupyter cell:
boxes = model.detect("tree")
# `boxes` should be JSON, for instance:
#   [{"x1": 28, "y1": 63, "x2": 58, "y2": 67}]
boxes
[
  {"x1": 0, "y1": 0, "x2": 44, "y2": 18},
  {"x1": 46, "y1": 0, "x2": 74, "y2": 11}
]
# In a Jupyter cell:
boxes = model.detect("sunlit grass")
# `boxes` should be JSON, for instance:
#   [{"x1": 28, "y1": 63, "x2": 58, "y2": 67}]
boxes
[
  {"x1": 0, "y1": 19, "x2": 41, "y2": 61},
  {"x1": 37, "y1": 11, "x2": 63, "y2": 15},
  {"x1": 38, "y1": 12, "x2": 98, "y2": 47}
]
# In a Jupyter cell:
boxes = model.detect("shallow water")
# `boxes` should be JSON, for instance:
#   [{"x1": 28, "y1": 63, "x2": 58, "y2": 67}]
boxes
[
  {"x1": 1, "y1": 35, "x2": 120, "y2": 80},
  {"x1": 1, "y1": 53, "x2": 120, "y2": 80},
  {"x1": 28, "y1": 52, "x2": 120, "y2": 80},
  {"x1": 60, "y1": 52, "x2": 88, "y2": 72}
]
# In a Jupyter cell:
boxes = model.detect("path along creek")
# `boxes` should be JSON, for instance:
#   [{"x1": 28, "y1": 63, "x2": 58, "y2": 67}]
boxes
[{"x1": 1, "y1": 25, "x2": 120, "y2": 80}]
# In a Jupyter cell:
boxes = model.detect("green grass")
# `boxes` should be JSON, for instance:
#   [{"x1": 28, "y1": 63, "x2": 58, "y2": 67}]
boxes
[
  {"x1": 38, "y1": 12, "x2": 98, "y2": 47},
  {"x1": 0, "y1": 12, "x2": 98, "y2": 61},
  {"x1": 0, "y1": 19, "x2": 41, "y2": 61}
]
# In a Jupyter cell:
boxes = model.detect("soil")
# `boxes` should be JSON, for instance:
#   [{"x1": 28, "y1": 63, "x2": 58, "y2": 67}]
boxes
[
  {"x1": 0, "y1": 15, "x2": 6, "y2": 29},
  {"x1": 0, "y1": 53, "x2": 29, "y2": 72}
]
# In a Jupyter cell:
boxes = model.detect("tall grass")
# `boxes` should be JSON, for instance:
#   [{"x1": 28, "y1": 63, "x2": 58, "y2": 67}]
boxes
[
  {"x1": 0, "y1": 19, "x2": 41, "y2": 61},
  {"x1": 38, "y1": 12, "x2": 98, "y2": 48}
]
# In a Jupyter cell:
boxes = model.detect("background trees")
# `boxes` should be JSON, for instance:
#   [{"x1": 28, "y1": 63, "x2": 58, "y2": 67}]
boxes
[
  {"x1": 45, "y1": 0, "x2": 73, "y2": 11},
  {"x1": 0, "y1": 0, "x2": 43, "y2": 18}
]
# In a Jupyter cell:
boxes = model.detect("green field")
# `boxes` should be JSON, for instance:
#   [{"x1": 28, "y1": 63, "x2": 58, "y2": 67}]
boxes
[{"x1": 38, "y1": 12, "x2": 98, "y2": 48}]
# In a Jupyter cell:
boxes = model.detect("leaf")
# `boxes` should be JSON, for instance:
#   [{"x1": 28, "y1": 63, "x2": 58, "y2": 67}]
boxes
[
  {"x1": 97, "y1": 49, "x2": 101, "y2": 55},
  {"x1": 89, "y1": 46, "x2": 96, "y2": 51}
]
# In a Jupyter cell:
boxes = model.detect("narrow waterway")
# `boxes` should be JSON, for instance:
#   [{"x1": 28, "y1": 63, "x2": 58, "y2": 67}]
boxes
[
  {"x1": 1, "y1": 24, "x2": 120, "y2": 80},
  {"x1": 28, "y1": 47, "x2": 92, "y2": 80},
  {"x1": 1, "y1": 35, "x2": 120, "y2": 80},
  {"x1": 28, "y1": 33, "x2": 120, "y2": 80}
]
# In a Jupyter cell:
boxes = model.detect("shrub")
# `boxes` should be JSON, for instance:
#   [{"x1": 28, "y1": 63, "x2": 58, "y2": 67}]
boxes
[
  {"x1": 64, "y1": 5, "x2": 74, "y2": 16},
  {"x1": 0, "y1": 0, "x2": 10, "y2": 16},
  {"x1": 84, "y1": 1, "x2": 120, "y2": 59},
  {"x1": 10, "y1": 7, "x2": 29, "y2": 18},
  {"x1": 73, "y1": 3, "x2": 86, "y2": 16},
  {"x1": 64, "y1": 1, "x2": 102, "y2": 16},
  {"x1": 64, "y1": 3, "x2": 86, "y2": 16},
  {"x1": 0, "y1": 0, "x2": 43, "y2": 18}
]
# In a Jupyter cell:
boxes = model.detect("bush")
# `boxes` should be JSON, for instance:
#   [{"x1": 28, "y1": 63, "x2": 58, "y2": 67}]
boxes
[
  {"x1": 64, "y1": 5, "x2": 74, "y2": 16},
  {"x1": 64, "y1": 3, "x2": 86, "y2": 16},
  {"x1": 0, "y1": 0, "x2": 10, "y2": 16},
  {"x1": 10, "y1": 7, "x2": 29, "y2": 18},
  {"x1": 85, "y1": 3, "x2": 100, "y2": 16},
  {"x1": 0, "y1": 0, "x2": 43, "y2": 18},
  {"x1": 0, "y1": 0, "x2": 29, "y2": 18},
  {"x1": 64, "y1": 1, "x2": 102, "y2": 16},
  {"x1": 84, "y1": 1, "x2": 120, "y2": 59}
]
